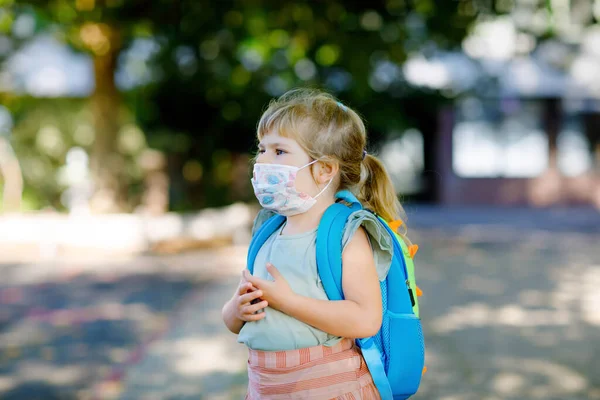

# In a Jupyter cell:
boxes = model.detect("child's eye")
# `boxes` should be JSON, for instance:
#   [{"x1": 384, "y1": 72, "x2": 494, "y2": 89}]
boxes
[
  {"x1": 257, "y1": 149, "x2": 265, "y2": 154},
  {"x1": 275, "y1": 149, "x2": 287, "y2": 156}
]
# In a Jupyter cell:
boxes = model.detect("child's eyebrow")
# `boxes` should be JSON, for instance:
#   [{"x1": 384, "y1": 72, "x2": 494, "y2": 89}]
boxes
[{"x1": 258, "y1": 142, "x2": 289, "y2": 148}]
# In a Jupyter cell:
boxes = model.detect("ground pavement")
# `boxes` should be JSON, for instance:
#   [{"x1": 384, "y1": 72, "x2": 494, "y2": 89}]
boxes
[{"x1": 0, "y1": 206, "x2": 599, "y2": 400}]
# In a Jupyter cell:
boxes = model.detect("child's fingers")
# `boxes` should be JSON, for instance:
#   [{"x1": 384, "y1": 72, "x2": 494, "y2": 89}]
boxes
[
  {"x1": 239, "y1": 289, "x2": 263, "y2": 305},
  {"x1": 238, "y1": 282, "x2": 252, "y2": 295},
  {"x1": 243, "y1": 311, "x2": 266, "y2": 321},
  {"x1": 246, "y1": 285, "x2": 259, "y2": 292},
  {"x1": 240, "y1": 270, "x2": 254, "y2": 285},
  {"x1": 243, "y1": 300, "x2": 268, "y2": 315}
]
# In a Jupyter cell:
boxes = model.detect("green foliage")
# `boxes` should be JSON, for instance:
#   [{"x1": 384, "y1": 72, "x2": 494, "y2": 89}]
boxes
[
  {"x1": 5, "y1": 96, "x2": 148, "y2": 210},
  {"x1": 3, "y1": 0, "x2": 483, "y2": 210}
]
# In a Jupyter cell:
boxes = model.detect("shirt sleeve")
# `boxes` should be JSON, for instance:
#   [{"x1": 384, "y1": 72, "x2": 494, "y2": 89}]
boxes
[{"x1": 341, "y1": 210, "x2": 394, "y2": 281}]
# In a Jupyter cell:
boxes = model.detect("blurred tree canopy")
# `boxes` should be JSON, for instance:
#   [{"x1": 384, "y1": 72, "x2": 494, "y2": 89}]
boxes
[{"x1": 1, "y1": 0, "x2": 485, "y2": 212}]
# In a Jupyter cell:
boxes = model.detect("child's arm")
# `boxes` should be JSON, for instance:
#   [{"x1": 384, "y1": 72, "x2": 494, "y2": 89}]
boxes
[
  {"x1": 222, "y1": 274, "x2": 268, "y2": 334},
  {"x1": 244, "y1": 227, "x2": 382, "y2": 339}
]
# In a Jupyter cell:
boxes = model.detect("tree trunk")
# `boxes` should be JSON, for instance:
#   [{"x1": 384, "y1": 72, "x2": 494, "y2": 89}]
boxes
[
  {"x1": 0, "y1": 137, "x2": 23, "y2": 213},
  {"x1": 545, "y1": 98, "x2": 561, "y2": 169},
  {"x1": 583, "y1": 113, "x2": 600, "y2": 169},
  {"x1": 87, "y1": 24, "x2": 126, "y2": 213}
]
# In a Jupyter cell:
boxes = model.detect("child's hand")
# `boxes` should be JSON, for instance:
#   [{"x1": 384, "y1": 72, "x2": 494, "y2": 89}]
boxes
[
  {"x1": 243, "y1": 263, "x2": 296, "y2": 313},
  {"x1": 235, "y1": 276, "x2": 268, "y2": 322}
]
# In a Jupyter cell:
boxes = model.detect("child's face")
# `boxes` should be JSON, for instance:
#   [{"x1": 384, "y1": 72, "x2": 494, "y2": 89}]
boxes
[{"x1": 256, "y1": 130, "x2": 321, "y2": 196}]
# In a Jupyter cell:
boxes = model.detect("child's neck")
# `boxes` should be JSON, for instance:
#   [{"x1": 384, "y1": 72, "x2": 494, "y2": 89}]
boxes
[{"x1": 281, "y1": 195, "x2": 335, "y2": 235}]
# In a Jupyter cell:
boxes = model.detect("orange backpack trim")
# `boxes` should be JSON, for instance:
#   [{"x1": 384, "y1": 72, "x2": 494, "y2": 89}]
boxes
[
  {"x1": 416, "y1": 285, "x2": 423, "y2": 297},
  {"x1": 408, "y1": 244, "x2": 419, "y2": 259},
  {"x1": 388, "y1": 220, "x2": 403, "y2": 232}
]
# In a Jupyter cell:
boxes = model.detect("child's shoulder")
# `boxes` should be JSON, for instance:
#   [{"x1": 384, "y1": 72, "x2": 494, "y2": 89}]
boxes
[
  {"x1": 342, "y1": 209, "x2": 394, "y2": 280},
  {"x1": 342, "y1": 209, "x2": 390, "y2": 246}
]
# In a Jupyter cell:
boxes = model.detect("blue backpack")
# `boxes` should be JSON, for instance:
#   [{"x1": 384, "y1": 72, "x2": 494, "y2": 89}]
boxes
[{"x1": 247, "y1": 190, "x2": 425, "y2": 400}]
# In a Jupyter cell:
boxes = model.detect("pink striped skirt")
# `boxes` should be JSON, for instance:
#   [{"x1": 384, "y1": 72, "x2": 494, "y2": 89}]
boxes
[{"x1": 246, "y1": 338, "x2": 381, "y2": 400}]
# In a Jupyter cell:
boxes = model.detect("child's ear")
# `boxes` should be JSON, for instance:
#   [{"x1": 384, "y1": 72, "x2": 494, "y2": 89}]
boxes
[{"x1": 317, "y1": 159, "x2": 339, "y2": 184}]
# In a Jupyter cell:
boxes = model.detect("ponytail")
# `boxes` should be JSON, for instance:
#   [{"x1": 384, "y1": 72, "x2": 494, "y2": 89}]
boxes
[{"x1": 359, "y1": 154, "x2": 409, "y2": 238}]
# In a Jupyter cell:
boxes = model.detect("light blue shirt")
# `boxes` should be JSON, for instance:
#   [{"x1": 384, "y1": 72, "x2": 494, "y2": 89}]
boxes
[{"x1": 237, "y1": 208, "x2": 393, "y2": 351}]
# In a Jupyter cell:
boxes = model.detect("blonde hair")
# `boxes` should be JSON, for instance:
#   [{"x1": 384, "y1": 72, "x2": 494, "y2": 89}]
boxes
[{"x1": 256, "y1": 87, "x2": 409, "y2": 238}]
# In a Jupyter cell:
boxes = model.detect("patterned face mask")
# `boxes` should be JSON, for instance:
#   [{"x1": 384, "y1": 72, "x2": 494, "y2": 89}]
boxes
[{"x1": 251, "y1": 160, "x2": 333, "y2": 216}]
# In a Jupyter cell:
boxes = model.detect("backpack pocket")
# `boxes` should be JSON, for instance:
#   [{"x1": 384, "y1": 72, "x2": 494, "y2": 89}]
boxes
[{"x1": 385, "y1": 311, "x2": 425, "y2": 399}]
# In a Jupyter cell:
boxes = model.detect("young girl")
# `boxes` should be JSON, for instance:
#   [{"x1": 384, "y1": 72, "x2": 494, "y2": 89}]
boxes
[{"x1": 221, "y1": 88, "x2": 409, "y2": 399}]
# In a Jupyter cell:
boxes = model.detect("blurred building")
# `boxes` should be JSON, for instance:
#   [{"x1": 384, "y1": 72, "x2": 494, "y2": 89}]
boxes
[
  {"x1": 393, "y1": 17, "x2": 600, "y2": 208},
  {"x1": 438, "y1": 96, "x2": 599, "y2": 207}
]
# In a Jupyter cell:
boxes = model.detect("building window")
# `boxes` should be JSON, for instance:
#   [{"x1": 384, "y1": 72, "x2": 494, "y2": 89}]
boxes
[
  {"x1": 452, "y1": 97, "x2": 548, "y2": 178},
  {"x1": 558, "y1": 100, "x2": 595, "y2": 177}
]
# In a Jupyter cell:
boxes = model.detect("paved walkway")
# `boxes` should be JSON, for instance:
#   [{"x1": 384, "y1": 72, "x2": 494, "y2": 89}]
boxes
[
  {"x1": 114, "y1": 276, "x2": 248, "y2": 400},
  {"x1": 1, "y1": 206, "x2": 599, "y2": 400},
  {"x1": 99, "y1": 247, "x2": 251, "y2": 400},
  {"x1": 0, "y1": 247, "x2": 249, "y2": 400},
  {"x1": 118, "y1": 218, "x2": 600, "y2": 400}
]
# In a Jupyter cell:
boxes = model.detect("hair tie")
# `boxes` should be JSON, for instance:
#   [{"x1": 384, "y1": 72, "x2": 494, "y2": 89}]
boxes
[
  {"x1": 336, "y1": 101, "x2": 348, "y2": 112},
  {"x1": 362, "y1": 149, "x2": 367, "y2": 160}
]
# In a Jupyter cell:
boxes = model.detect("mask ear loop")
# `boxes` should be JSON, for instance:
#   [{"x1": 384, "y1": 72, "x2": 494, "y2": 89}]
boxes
[
  {"x1": 302, "y1": 159, "x2": 321, "y2": 192},
  {"x1": 314, "y1": 176, "x2": 334, "y2": 199},
  {"x1": 305, "y1": 158, "x2": 334, "y2": 200},
  {"x1": 299, "y1": 159, "x2": 318, "y2": 170}
]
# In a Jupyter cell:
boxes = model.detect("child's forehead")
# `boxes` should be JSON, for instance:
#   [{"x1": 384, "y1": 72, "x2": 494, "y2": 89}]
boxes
[{"x1": 258, "y1": 131, "x2": 298, "y2": 146}]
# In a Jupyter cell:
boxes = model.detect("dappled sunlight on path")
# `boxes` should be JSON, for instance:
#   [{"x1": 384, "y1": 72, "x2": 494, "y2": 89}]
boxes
[
  {"x1": 0, "y1": 214, "x2": 598, "y2": 399},
  {"x1": 411, "y1": 227, "x2": 600, "y2": 400}
]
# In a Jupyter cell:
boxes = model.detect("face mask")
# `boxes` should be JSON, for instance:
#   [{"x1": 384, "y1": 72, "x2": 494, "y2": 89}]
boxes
[{"x1": 251, "y1": 160, "x2": 333, "y2": 216}]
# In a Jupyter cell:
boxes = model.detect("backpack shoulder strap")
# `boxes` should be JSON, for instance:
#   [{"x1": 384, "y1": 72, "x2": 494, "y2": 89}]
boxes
[
  {"x1": 315, "y1": 190, "x2": 362, "y2": 301},
  {"x1": 318, "y1": 191, "x2": 394, "y2": 400},
  {"x1": 315, "y1": 204, "x2": 354, "y2": 301},
  {"x1": 246, "y1": 214, "x2": 286, "y2": 273}
]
